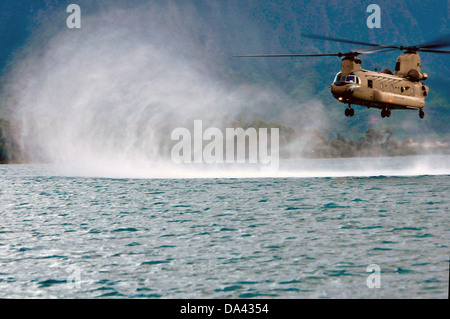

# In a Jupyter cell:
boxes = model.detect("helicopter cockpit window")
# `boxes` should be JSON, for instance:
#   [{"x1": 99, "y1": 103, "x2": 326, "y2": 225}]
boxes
[
  {"x1": 346, "y1": 75, "x2": 356, "y2": 83},
  {"x1": 333, "y1": 73, "x2": 342, "y2": 83},
  {"x1": 333, "y1": 73, "x2": 360, "y2": 85}
]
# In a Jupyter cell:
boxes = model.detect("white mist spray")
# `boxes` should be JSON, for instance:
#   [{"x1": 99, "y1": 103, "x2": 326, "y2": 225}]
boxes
[{"x1": 2, "y1": 3, "x2": 331, "y2": 178}]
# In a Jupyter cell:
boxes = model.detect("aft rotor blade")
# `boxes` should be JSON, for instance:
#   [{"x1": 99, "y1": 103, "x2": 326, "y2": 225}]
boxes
[
  {"x1": 414, "y1": 34, "x2": 450, "y2": 49},
  {"x1": 298, "y1": 33, "x2": 450, "y2": 52}
]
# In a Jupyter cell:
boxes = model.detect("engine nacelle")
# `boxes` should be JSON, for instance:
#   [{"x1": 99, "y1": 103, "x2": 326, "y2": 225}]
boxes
[{"x1": 407, "y1": 69, "x2": 427, "y2": 81}]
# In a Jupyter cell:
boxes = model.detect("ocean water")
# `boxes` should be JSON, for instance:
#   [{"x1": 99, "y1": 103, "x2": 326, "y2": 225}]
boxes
[{"x1": 0, "y1": 156, "x2": 448, "y2": 298}]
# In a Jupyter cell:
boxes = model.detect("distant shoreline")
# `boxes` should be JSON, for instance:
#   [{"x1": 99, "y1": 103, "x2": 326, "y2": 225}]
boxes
[{"x1": 2, "y1": 153, "x2": 449, "y2": 165}]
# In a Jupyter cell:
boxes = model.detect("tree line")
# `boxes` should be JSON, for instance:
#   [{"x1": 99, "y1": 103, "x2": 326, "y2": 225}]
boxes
[
  {"x1": 231, "y1": 117, "x2": 447, "y2": 159},
  {"x1": 0, "y1": 118, "x2": 20, "y2": 163},
  {"x1": 0, "y1": 116, "x2": 447, "y2": 164}
]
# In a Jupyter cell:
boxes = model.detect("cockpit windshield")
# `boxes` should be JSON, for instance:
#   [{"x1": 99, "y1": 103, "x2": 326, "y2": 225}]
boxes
[
  {"x1": 345, "y1": 75, "x2": 355, "y2": 83},
  {"x1": 333, "y1": 73, "x2": 359, "y2": 85}
]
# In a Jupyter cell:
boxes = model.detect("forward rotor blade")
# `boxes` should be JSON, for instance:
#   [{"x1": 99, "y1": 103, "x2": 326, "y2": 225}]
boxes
[
  {"x1": 357, "y1": 47, "x2": 397, "y2": 54},
  {"x1": 418, "y1": 48, "x2": 450, "y2": 53},
  {"x1": 234, "y1": 47, "x2": 395, "y2": 58},
  {"x1": 234, "y1": 53, "x2": 341, "y2": 57},
  {"x1": 301, "y1": 33, "x2": 396, "y2": 48}
]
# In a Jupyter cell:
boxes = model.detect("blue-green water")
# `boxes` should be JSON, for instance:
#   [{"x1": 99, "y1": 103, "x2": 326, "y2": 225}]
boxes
[{"x1": 0, "y1": 156, "x2": 449, "y2": 298}]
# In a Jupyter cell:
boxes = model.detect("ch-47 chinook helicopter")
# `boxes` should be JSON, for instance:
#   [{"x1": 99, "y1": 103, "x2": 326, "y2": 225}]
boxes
[{"x1": 236, "y1": 34, "x2": 450, "y2": 119}]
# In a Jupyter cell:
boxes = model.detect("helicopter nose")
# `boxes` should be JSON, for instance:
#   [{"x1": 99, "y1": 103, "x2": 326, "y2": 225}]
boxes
[{"x1": 331, "y1": 84, "x2": 354, "y2": 102}]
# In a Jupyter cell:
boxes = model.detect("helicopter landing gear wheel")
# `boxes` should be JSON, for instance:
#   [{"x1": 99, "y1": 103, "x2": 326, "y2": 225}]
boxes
[
  {"x1": 345, "y1": 106, "x2": 354, "y2": 117},
  {"x1": 419, "y1": 109, "x2": 425, "y2": 119},
  {"x1": 381, "y1": 108, "x2": 391, "y2": 118}
]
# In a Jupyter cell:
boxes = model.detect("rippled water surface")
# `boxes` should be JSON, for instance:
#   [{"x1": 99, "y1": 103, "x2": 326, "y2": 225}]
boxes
[{"x1": 0, "y1": 157, "x2": 449, "y2": 298}]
